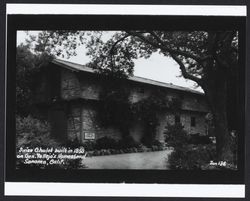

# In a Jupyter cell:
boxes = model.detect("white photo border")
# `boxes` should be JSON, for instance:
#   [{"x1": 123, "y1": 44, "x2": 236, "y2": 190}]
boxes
[{"x1": 5, "y1": 3, "x2": 246, "y2": 198}]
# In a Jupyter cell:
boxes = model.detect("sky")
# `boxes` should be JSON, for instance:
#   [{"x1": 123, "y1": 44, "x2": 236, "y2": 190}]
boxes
[{"x1": 16, "y1": 31, "x2": 203, "y2": 92}]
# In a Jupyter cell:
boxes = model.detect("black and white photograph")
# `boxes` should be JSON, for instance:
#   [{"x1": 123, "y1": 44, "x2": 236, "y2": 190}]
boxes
[
  {"x1": 3, "y1": 3, "x2": 247, "y2": 198},
  {"x1": 15, "y1": 30, "x2": 241, "y2": 171}
]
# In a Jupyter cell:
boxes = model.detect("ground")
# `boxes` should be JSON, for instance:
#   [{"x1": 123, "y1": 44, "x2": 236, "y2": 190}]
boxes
[{"x1": 82, "y1": 150, "x2": 172, "y2": 169}]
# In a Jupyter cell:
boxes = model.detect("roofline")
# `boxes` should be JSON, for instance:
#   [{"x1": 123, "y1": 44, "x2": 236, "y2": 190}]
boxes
[{"x1": 51, "y1": 59, "x2": 204, "y2": 96}]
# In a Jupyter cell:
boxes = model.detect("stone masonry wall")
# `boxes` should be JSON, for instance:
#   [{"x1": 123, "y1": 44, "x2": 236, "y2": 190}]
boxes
[
  {"x1": 156, "y1": 111, "x2": 208, "y2": 143},
  {"x1": 67, "y1": 102, "x2": 123, "y2": 143},
  {"x1": 67, "y1": 103, "x2": 207, "y2": 144},
  {"x1": 60, "y1": 69, "x2": 208, "y2": 113},
  {"x1": 81, "y1": 103, "x2": 123, "y2": 143},
  {"x1": 181, "y1": 111, "x2": 207, "y2": 135},
  {"x1": 67, "y1": 104, "x2": 81, "y2": 141},
  {"x1": 60, "y1": 69, "x2": 209, "y2": 143},
  {"x1": 61, "y1": 69, "x2": 101, "y2": 101},
  {"x1": 181, "y1": 94, "x2": 208, "y2": 112},
  {"x1": 61, "y1": 69, "x2": 81, "y2": 100}
]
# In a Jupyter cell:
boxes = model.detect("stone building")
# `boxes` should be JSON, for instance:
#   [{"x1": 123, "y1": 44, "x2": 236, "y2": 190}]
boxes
[{"x1": 34, "y1": 59, "x2": 209, "y2": 144}]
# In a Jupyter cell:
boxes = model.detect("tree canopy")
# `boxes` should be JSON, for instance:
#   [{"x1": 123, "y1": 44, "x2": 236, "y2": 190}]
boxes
[
  {"x1": 25, "y1": 30, "x2": 239, "y2": 162},
  {"x1": 16, "y1": 43, "x2": 54, "y2": 116},
  {"x1": 27, "y1": 30, "x2": 238, "y2": 82}
]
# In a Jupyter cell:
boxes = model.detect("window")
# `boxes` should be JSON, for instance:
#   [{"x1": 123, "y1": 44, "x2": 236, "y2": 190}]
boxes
[
  {"x1": 191, "y1": 116, "x2": 196, "y2": 127},
  {"x1": 137, "y1": 87, "x2": 144, "y2": 93},
  {"x1": 175, "y1": 115, "x2": 180, "y2": 124}
]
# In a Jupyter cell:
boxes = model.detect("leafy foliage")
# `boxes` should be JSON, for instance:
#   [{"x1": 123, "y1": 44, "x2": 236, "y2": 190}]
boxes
[
  {"x1": 117, "y1": 135, "x2": 141, "y2": 149},
  {"x1": 95, "y1": 136, "x2": 118, "y2": 150},
  {"x1": 165, "y1": 123, "x2": 189, "y2": 147},
  {"x1": 82, "y1": 140, "x2": 96, "y2": 151},
  {"x1": 16, "y1": 116, "x2": 86, "y2": 169},
  {"x1": 16, "y1": 115, "x2": 59, "y2": 149},
  {"x1": 97, "y1": 77, "x2": 133, "y2": 137},
  {"x1": 132, "y1": 89, "x2": 171, "y2": 146},
  {"x1": 168, "y1": 144, "x2": 216, "y2": 170},
  {"x1": 61, "y1": 137, "x2": 83, "y2": 149},
  {"x1": 29, "y1": 30, "x2": 238, "y2": 83},
  {"x1": 165, "y1": 123, "x2": 216, "y2": 170},
  {"x1": 98, "y1": 83, "x2": 181, "y2": 147},
  {"x1": 16, "y1": 44, "x2": 54, "y2": 116},
  {"x1": 188, "y1": 134, "x2": 212, "y2": 145},
  {"x1": 26, "y1": 31, "x2": 85, "y2": 58}
]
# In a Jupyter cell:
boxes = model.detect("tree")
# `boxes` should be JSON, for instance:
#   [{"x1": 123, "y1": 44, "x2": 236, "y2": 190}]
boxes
[
  {"x1": 16, "y1": 43, "x2": 54, "y2": 116},
  {"x1": 28, "y1": 30, "x2": 239, "y2": 162}
]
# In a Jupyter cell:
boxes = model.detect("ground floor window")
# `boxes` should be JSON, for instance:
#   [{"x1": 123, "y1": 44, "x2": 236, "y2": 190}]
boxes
[
  {"x1": 175, "y1": 115, "x2": 180, "y2": 124},
  {"x1": 191, "y1": 116, "x2": 196, "y2": 127}
]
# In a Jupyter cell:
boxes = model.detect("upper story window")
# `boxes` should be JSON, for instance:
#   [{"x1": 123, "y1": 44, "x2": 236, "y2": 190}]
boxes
[
  {"x1": 194, "y1": 97, "x2": 200, "y2": 103},
  {"x1": 191, "y1": 116, "x2": 196, "y2": 127},
  {"x1": 175, "y1": 115, "x2": 180, "y2": 124},
  {"x1": 137, "y1": 87, "x2": 145, "y2": 94}
]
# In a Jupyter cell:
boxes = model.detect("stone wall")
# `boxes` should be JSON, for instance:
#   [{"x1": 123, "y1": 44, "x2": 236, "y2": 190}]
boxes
[
  {"x1": 61, "y1": 69, "x2": 101, "y2": 101},
  {"x1": 60, "y1": 69, "x2": 208, "y2": 113},
  {"x1": 181, "y1": 94, "x2": 208, "y2": 113},
  {"x1": 67, "y1": 104, "x2": 82, "y2": 141},
  {"x1": 67, "y1": 102, "x2": 122, "y2": 143},
  {"x1": 60, "y1": 69, "x2": 209, "y2": 144},
  {"x1": 181, "y1": 111, "x2": 207, "y2": 135},
  {"x1": 67, "y1": 101, "x2": 208, "y2": 144},
  {"x1": 61, "y1": 69, "x2": 81, "y2": 100},
  {"x1": 156, "y1": 111, "x2": 208, "y2": 143},
  {"x1": 79, "y1": 77, "x2": 101, "y2": 100},
  {"x1": 129, "y1": 85, "x2": 151, "y2": 103}
]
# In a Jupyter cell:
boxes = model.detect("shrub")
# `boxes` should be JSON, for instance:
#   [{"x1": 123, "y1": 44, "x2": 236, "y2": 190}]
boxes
[
  {"x1": 151, "y1": 140, "x2": 163, "y2": 146},
  {"x1": 62, "y1": 138, "x2": 82, "y2": 149},
  {"x1": 95, "y1": 136, "x2": 118, "y2": 150},
  {"x1": 137, "y1": 144, "x2": 148, "y2": 152},
  {"x1": 151, "y1": 145, "x2": 158, "y2": 151},
  {"x1": 16, "y1": 115, "x2": 59, "y2": 149},
  {"x1": 151, "y1": 140, "x2": 165, "y2": 150},
  {"x1": 165, "y1": 123, "x2": 216, "y2": 170},
  {"x1": 168, "y1": 144, "x2": 216, "y2": 170},
  {"x1": 165, "y1": 123, "x2": 189, "y2": 147},
  {"x1": 117, "y1": 135, "x2": 140, "y2": 149},
  {"x1": 16, "y1": 116, "x2": 85, "y2": 170},
  {"x1": 63, "y1": 158, "x2": 84, "y2": 169},
  {"x1": 188, "y1": 134, "x2": 212, "y2": 145},
  {"x1": 82, "y1": 140, "x2": 96, "y2": 151}
]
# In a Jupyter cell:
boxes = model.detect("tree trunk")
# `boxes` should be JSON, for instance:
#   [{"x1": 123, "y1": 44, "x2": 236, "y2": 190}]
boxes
[
  {"x1": 203, "y1": 77, "x2": 233, "y2": 162},
  {"x1": 213, "y1": 106, "x2": 232, "y2": 162}
]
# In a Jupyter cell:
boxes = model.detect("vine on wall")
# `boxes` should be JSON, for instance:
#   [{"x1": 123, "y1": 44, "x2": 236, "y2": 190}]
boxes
[
  {"x1": 97, "y1": 78, "x2": 182, "y2": 146},
  {"x1": 97, "y1": 76, "x2": 133, "y2": 138}
]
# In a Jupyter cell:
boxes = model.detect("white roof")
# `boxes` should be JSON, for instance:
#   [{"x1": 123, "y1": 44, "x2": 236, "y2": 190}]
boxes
[{"x1": 52, "y1": 59, "x2": 204, "y2": 95}]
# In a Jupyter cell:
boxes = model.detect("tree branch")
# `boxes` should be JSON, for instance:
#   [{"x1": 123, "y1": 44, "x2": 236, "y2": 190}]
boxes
[
  {"x1": 126, "y1": 31, "x2": 162, "y2": 49},
  {"x1": 128, "y1": 31, "x2": 211, "y2": 62},
  {"x1": 110, "y1": 33, "x2": 131, "y2": 54},
  {"x1": 170, "y1": 53, "x2": 202, "y2": 85},
  {"x1": 109, "y1": 33, "x2": 131, "y2": 69},
  {"x1": 126, "y1": 31, "x2": 204, "y2": 85}
]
